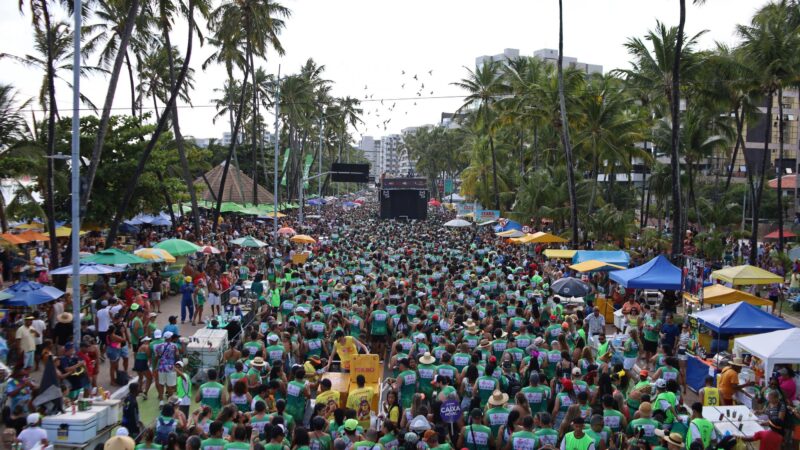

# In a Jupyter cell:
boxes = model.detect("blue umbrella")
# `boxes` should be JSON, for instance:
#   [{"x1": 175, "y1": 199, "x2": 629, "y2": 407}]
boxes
[{"x1": 1, "y1": 281, "x2": 65, "y2": 307}]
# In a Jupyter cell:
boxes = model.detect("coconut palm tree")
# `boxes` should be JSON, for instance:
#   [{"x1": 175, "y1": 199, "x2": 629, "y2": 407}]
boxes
[
  {"x1": 556, "y1": 0, "x2": 579, "y2": 246},
  {"x1": 0, "y1": 84, "x2": 31, "y2": 149},
  {"x1": 738, "y1": 0, "x2": 800, "y2": 256}
]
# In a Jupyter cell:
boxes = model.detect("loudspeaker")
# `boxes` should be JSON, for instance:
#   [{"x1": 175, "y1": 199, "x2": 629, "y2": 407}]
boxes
[
  {"x1": 331, "y1": 163, "x2": 370, "y2": 183},
  {"x1": 379, "y1": 189, "x2": 428, "y2": 220}
]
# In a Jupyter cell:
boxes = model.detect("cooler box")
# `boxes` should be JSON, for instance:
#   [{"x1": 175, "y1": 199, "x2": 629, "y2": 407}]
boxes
[
  {"x1": 85, "y1": 404, "x2": 109, "y2": 430},
  {"x1": 94, "y1": 399, "x2": 122, "y2": 426},
  {"x1": 348, "y1": 354, "x2": 382, "y2": 412},
  {"x1": 188, "y1": 329, "x2": 229, "y2": 368},
  {"x1": 42, "y1": 412, "x2": 98, "y2": 445}
]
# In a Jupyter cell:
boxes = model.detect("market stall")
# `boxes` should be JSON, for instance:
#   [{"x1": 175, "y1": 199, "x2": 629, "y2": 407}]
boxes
[
  {"x1": 572, "y1": 250, "x2": 630, "y2": 266},
  {"x1": 609, "y1": 255, "x2": 682, "y2": 290},
  {"x1": 683, "y1": 284, "x2": 773, "y2": 309},
  {"x1": 733, "y1": 328, "x2": 800, "y2": 382},
  {"x1": 543, "y1": 249, "x2": 576, "y2": 259}
]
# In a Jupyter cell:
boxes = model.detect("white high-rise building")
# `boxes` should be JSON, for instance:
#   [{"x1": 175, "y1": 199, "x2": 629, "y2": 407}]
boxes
[
  {"x1": 358, "y1": 136, "x2": 381, "y2": 178},
  {"x1": 379, "y1": 135, "x2": 403, "y2": 176},
  {"x1": 476, "y1": 48, "x2": 602, "y2": 74}
]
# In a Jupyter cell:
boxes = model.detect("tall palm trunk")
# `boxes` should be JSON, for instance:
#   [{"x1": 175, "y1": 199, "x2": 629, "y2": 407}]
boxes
[
  {"x1": 488, "y1": 134, "x2": 501, "y2": 210},
  {"x1": 106, "y1": 0, "x2": 196, "y2": 246},
  {"x1": 724, "y1": 106, "x2": 745, "y2": 191},
  {"x1": 670, "y1": 0, "x2": 686, "y2": 258},
  {"x1": 124, "y1": 51, "x2": 136, "y2": 116},
  {"x1": 82, "y1": 0, "x2": 140, "y2": 217},
  {"x1": 750, "y1": 90, "x2": 774, "y2": 264},
  {"x1": 212, "y1": 65, "x2": 252, "y2": 233},
  {"x1": 42, "y1": 2, "x2": 59, "y2": 269},
  {"x1": 777, "y1": 86, "x2": 785, "y2": 251},
  {"x1": 162, "y1": 21, "x2": 200, "y2": 234},
  {"x1": 557, "y1": 0, "x2": 579, "y2": 246},
  {"x1": 249, "y1": 48, "x2": 259, "y2": 206}
]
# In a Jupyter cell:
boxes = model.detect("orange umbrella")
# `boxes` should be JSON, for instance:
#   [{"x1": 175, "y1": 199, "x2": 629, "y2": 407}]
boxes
[
  {"x1": 17, "y1": 230, "x2": 49, "y2": 242},
  {"x1": 0, "y1": 233, "x2": 27, "y2": 245}
]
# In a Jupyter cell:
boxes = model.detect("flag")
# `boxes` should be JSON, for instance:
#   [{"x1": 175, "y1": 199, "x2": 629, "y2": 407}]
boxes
[
  {"x1": 280, "y1": 148, "x2": 292, "y2": 187},
  {"x1": 302, "y1": 154, "x2": 314, "y2": 189}
]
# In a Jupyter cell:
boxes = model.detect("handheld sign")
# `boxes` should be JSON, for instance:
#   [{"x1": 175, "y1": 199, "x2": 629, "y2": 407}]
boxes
[{"x1": 440, "y1": 399, "x2": 462, "y2": 423}]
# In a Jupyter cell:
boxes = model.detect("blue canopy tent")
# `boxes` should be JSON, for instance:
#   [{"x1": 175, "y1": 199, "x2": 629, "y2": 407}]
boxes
[
  {"x1": 609, "y1": 255, "x2": 682, "y2": 290},
  {"x1": 572, "y1": 250, "x2": 630, "y2": 266},
  {"x1": 1, "y1": 281, "x2": 65, "y2": 307},
  {"x1": 493, "y1": 220, "x2": 522, "y2": 233},
  {"x1": 686, "y1": 301, "x2": 794, "y2": 391}
]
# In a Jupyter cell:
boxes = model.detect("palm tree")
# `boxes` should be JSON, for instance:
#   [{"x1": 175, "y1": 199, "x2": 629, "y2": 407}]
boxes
[
  {"x1": 452, "y1": 60, "x2": 507, "y2": 211},
  {"x1": 0, "y1": 84, "x2": 31, "y2": 149},
  {"x1": 556, "y1": 0, "x2": 579, "y2": 246},
  {"x1": 738, "y1": 0, "x2": 800, "y2": 256}
]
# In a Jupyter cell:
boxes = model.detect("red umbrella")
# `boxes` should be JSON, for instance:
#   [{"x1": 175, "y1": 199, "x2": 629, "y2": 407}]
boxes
[
  {"x1": 278, "y1": 227, "x2": 296, "y2": 236},
  {"x1": 764, "y1": 229, "x2": 797, "y2": 239},
  {"x1": 428, "y1": 199, "x2": 442, "y2": 207},
  {"x1": 199, "y1": 245, "x2": 221, "y2": 254},
  {"x1": 353, "y1": 200, "x2": 365, "y2": 205}
]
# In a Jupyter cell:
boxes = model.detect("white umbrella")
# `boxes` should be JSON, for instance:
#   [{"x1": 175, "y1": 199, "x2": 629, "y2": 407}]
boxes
[
  {"x1": 50, "y1": 262, "x2": 123, "y2": 275},
  {"x1": 444, "y1": 219, "x2": 472, "y2": 228}
]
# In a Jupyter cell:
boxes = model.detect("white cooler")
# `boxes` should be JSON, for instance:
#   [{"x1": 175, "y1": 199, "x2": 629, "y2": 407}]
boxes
[
  {"x1": 42, "y1": 411, "x2": 98, "y2": 445},
  {"x1": 188, "y1": 329, "x2": 229, "y2": 368},
  {"x1": 94, "y1": 399, "x2": 122, "y2": 425},
  {"x1": 85, "y1": 404, "x2": 109, "y2": 430}
]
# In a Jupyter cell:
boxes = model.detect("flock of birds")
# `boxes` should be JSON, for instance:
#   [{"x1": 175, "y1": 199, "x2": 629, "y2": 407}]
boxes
[{"x1": 359, "y1": 68, "x2": 437, "y2": 136}]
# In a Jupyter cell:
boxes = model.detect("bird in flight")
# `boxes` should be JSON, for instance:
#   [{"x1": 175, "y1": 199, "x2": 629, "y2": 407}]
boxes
[
  {"x1": 402, "y1": 70, "x2": 405, "y2": 75},
  {"x1": 430, "y1": 91, "x2": 434, "y2": 95},
  {"x1": 428, "y1": 70, "x2": 433, "y2": 75},
  {"x1": 401, "y1": 84, "x2": 405, "y2": 89},
  {"x1": 413, "y1": 74, "x2": 418, "y2": 80},
  {"x1": 421, "y1": 83, "x2": 425, "y2": 89},
  {"x1": 364, "y1": 85, "x2": 368, "y2": 90}
]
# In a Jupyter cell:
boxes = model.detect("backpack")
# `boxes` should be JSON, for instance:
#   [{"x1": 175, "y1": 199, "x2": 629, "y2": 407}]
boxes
[
  {"x1": 505, "y1": 373, "x2": 522, "y2": 398},
  {"x1": 116, "y1": 370, "x2": 129, "y2": 386},
  {"x1": 155, "y1": 416, "x2": 176, "y2": 444}
]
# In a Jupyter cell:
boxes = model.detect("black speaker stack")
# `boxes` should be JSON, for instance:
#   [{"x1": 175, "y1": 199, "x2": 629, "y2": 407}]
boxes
[{"x1": 378, "y1": 178, "x2": 429, "y2": 220}]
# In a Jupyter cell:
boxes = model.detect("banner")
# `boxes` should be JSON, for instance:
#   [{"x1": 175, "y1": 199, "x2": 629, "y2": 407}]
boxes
[
  {"x1": 444, "y1": 179, "x2": 454, "y2": 195},
  {"x1": 302, "y1": 154, "x2": 314, "y2": 189},
  {"x1": 280, "y1": 147, "x2": 292, "y2": 187},
  {"x1": 684, "y1": 256, "x2": 706, "y2": 307},
  {"x1": 475, "y1": 209, "x2": 500, "y2": 222},
  {"x1": 456, "y1": 203, "x2": 478, "y2": 217}
]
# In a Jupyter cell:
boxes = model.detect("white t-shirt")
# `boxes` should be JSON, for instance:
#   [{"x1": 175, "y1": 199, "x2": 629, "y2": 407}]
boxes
[
  {"x1": 31, "y1": 320, "x2": 46, "y2": 345},
  {"x1": 110, "y1": 304, "x2": 123, "y2": 318},
  {"x1": 51, "y1": 302, "x2": 64, "y2": 327},
  {"x1": 96, "y1": 307, "x2": 111, "y2": 333},
  {"x1": 18, "y1": 426, "x2": 48, "y2": 450},
  {"x1": 33, "y1": 256, "x2": 46, "y2": 271}
]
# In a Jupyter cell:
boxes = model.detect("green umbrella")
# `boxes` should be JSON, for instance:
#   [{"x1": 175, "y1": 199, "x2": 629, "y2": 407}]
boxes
[
  {"x1": 154, "y1": 238, "x2": 201, "y2": 256},
  {"x1": 220, "y1": 202, "x2": 244, "y2": 213},
  {"x1": 230, "y1": 236, "x2": 268, "y2": 248},
  {"x1": 81, "y1": 248, "x2": 149, "y2": 265}
]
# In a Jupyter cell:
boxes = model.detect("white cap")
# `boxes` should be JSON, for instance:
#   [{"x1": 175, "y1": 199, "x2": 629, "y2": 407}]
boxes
[
  {"x1": 154, "y1": 329, "x2": 163, "y2": 339},
  {"x1": 116, "y1": 427, "x2": 130, "y2": 436},
  {"x1": 27, "y1": 413, "x2": 41, "y2": 425},
  {"x1": 163, "y1": 331, "x2": 174, "y2": 339},
  {"x1": 267, "y1": 334, "x2": 279, "y2": 342},
  {"x1": 655, "y1": 378, "x2": 667, "y2": 388}
]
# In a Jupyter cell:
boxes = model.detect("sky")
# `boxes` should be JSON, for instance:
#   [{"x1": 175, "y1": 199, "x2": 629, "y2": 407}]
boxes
[{"x1": 0, "y1": 0, "x2": 771, "y2": 144}]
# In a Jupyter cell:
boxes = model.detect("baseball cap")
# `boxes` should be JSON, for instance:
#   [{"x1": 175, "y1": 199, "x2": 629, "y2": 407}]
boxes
[
  {"x1": 27, "y1": 413, "x2": 40, "y2": 425},
  {"x1": 561, "y1": 379, "x2": 573, "y2": 391},
  {"x1": 163, "y1": 331, "x2": 173, "y2": 339},
  {"x1": 154, "y1": 329, "x2": 162, "y2": 339},
  {"x1": 422, "y1": 430, "x2": 437, "y2": 442},
  {"x1": 655, "y1": 378, "x2": 667, "y2": 388},
  {"x1": 571, "y1": 367, "x2": 582, "y2": 376},
  {"x1": 115, "y1": 427, "x2": 129, "y2": 437},
  {"x1": 344, "y1": 419, "x2": 359, "y2": 431}
]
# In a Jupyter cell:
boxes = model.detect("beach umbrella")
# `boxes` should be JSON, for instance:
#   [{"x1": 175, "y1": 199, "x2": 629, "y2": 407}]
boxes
[
  {"x1": 18, "y1": 230, "x2": 49, "y2": 242},
  {"x1": 199, "y1": 245, "x2": 221, "y2": 254},
  {"x1": 428, "y1": 199, "x2": 442, "y2": 207},
  {"x1": 154, "y1": 238, "x2": 201, "y2": 256},
  {"x1": 134, "y1": 248, "x2": 177, "y2": 263},
  {"x1": 1, "y1": 281, "x2": 64, "y2": 307},
  {"x1": 54, "y1": 227, "x2": 87, "y2": 238},
  {"x1": 0, "y1": 233, "x2": 27, "y2": 245},
  {"x1": 444, "y1": 219, "x2": 471, "y2": 227},
  {"x1": 550, "y1": 277, "x2": 592, "y2": 297},
  {"x1": 82, "y1": 248, "x2": 149, "y2": 265},
  {"x1": 278, "y1": 227, "x2": 297, "y2": 236},
  {"x1": 261, "y1": 211, "x2": 287, "y2": 218},
  {"x1": 13, "y1": 223, "x2": 43, "y2": 230},
  {"x1": 230, "y1": 236, "x2": 268, "y2": 248},
  {"x1": 50, "y1": 262, "x2": 122, "y2": 276},
  {"x1": 290, "y1": 235, "x2": 316, "y2": 244}
]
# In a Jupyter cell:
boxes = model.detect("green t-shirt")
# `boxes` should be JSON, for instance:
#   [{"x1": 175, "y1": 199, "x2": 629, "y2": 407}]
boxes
[
  {"x1": 286, "y1": 380, "x2": 307, "y2": 421},
  {"x1": 485, "y1": 407, "x2": 510, "y2": 440},
  {"x1": 200, "y1": 438, "x2": 227, "y2": 450},
  {"x1": 476, "y1": 376, "x2": 499, "y2": 404},
  {"x1": 462, "y1": 424, "x2": 491, "y2": 450},
  {"x1": 643, "y1": 317, "x2": 661, "y2": 342},
  {"x1": 509, "y1": 431, "x2": 536, "y2": 450},
  {"x1": 398, "y1": 370, "x2": 418, "y2": 408},
  {"x1": 370, "y1": 310, "x2": 389, "y2": 335},
  {"x1": 378, "y1": 433, "x2": 398, "y2": 450},
  {"x1": 603, "y1": 408, "x2": 626, "y2": 433},
  {"x1": 199, "y1": 382, "x2": 224, "y2": 415},
  {"x1": 224, "y1": 443, "x2": 250, "y2": 450},
  {"x1": 627, "y1": 418, "x2": 661, "y2": 445},
  {"x1": 521, "y1": 386, "x2": 550, "y2": 413},
  {"x1": 135, "y1": 444, "x2": 163, "y2": 450},
  {"x1": 417, "y1": 363, "x2": 437, "y2": 396},
  {"x1": 533, "y1": 428, "x2": 559, "y2": 448}
]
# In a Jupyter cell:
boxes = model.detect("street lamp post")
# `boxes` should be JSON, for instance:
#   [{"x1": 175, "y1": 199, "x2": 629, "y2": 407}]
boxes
[{"x1": 273, "y1": 66, "x2": 281, "y2": 240}]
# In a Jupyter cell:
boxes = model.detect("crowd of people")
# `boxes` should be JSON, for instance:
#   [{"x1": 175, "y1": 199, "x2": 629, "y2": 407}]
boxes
[{"x1": 3, "y1": 194, "x2": 799, "y2": 450}]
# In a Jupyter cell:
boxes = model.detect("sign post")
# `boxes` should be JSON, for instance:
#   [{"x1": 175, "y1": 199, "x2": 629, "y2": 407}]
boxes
[{"x1": 440, "y1": 399, "x2": 462, "y2": 436}]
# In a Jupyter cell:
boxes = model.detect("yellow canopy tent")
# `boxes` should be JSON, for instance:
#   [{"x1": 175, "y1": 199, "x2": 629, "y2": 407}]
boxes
[
  {"x1": 569, "y1": 259, "x2": 625, "y2": 272},
  {"x1": 509, "y1": 234, "x2": 536, "y2": 244},
  {"x1": 530, "y1": 232, "x2": 568, "y2": 244},
  {"x1": 543, "y1": 249, "x2": 576, "y2": 259},
  {"x1": 55, "y1": 227, "x2": 87, "y2": 238},
  {"x1": 496, "y1": 230, "x2": 526, "y2": 238},
  {"x1": 682, "y1": 284, "x2": 773, "y2": 307},
  {"x1": 711, "y1": 265, "x2": 784, "y2": 285},
  {"x1": 13, "y1": 223, "x2": 43, "y2": 230}
]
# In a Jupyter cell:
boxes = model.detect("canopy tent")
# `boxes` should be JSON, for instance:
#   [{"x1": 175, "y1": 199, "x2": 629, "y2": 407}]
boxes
[
  {"x1": 494, "y1": 220, "x2": 522, "y2": 233},
  {"x1": 444, "y1": 219, "x2": 471, "y2": 228},
  {"x1": 444, "y1": 193, "x2": 465, "y2": 202},
  {"x1": 196, "y1": 164, "x2": 275, "y2": 204},
  {"x1": 1, "y1": 281, "x2": 64, "y2": 307},
  {"x1": 82, "y1": 248, "x2": 148, "y2": 265},
  {"x1": 154, "y1": 238, "x2": 200, "y2": 256},
  {"x1": 54, "y1": 227, "x2": 87, "y2": 238},
  {"x1": 683, "y1": 284, "x2": 773, "y2": 308},
  {"x1": 543, "y1": 249, "x2": 577, "y2": 259},
  {"x1": 570, "y1": 260, "x2": 625, "y2": 273},
  {"x1": 711, "y1": 265, "x2": 784, "y2": 285},
  {"x1": 530, "y1": 231, "x2": 568, "y2": 243},
  {"x1": 609, "y1": 255, "x2": 682, "y2": 289},
  {"x1": 496, "y1": 230, "x2": 526, "y2": 238},
  {"x1": 733, "y1": 328, "x2": 800, "y2": 378},
  {"x1": 50, "y1": 262, "x2": 122, "y2": 276},
  {"x1": 0, "y1": 233, "x2": 27, "y2": 245},
  {"x1": 509, "y1": 233, "x2": 536, "y2": 244},
  {"x1": 690, "y1": 301, "x2": 793, "y2": 334},
  {"x1": 572, "y1": 250, "x2": 630, "y2": 266},
  {"x1": 17, "y1": 230, "x2": 49, "y2": 242},
  {"x1": 764, "y1": 229, "x2": 796, "y2": 240}
]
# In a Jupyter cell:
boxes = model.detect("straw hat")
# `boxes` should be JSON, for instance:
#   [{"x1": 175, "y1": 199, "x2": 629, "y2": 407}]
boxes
[
  {"x1": 419, "y1": 352, "x2": 436, "y2": 365},
  {"x1": 654, "y1": 429, "x2": 684, "y2": 446},
  {"x1": 229, "y1": 298, "x2": 239, "y2": 305},
  {"x1": 729, "y1": 357, "x2": 746, "y2": 367},
  {"x1": 480, "y1": 277, "x2": 491, "y2": 284},
  {"x1": 479, "y1": 339, "x2": 491, "y2": 349},
  {"x1": 463, "y1": 319, "x2": 477, "y2": 328},
  {"x1": 57, "y1": 312, "x2": 73, "y2": 324},
  {"x1": 250, "y1": 357, "x2": 267, "y2": 368},
  {"x1": 487, "y1": 390, "x2": 509, "y2": 407},
  {"x1": 465, "y1": 325, "x2": 480, "y2": 335}
]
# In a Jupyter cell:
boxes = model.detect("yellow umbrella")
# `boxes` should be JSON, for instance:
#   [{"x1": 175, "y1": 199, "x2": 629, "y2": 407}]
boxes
[
  {"x1": 569, "y1": 259, "x2": 625, "y2": 273},
  {"x1": 55, "y1": 226, "x2": 87, "y2": 238},
  {"x1": 711, "y1": 265, "x2": 784, "y2": 285},
  {"x1": 14, "y1": 223, "x2": 43, "y2": 230},
  {"x1": 543, "y1": 249, "x2": 577, "y2": 259},
  {"x1": 134, "y1": 248, "x2": 177, "y2": 263},
  {"x1": 529, "y1": 232, "x2": 568, "y2": 244},
  {"x1": 262, "y1": 211, "x2": 287, "y2": 218},
  {"x1": 290, "y1": 234, "x2": 316, "y2": 244}
]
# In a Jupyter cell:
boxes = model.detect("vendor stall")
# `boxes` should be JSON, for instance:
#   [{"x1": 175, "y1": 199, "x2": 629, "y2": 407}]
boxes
[
  {"x1": 572, "y1": 250, "x2": 630, "y2": 266},
  {"x1": 683, "y1": 284, "x2": 773, "y2": 309},
  {"x1": 609, "y1": 255, "x2": 682, "y2": 290},
  {"x1": 733, "y1": 328, "x2": 800, "y2": 382},
  {"x1": 543, "y1": 249, "x2": 576, "y2": 259}
]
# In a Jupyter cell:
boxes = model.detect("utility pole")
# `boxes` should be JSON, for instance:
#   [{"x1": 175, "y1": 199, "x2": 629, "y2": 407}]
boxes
[
  {"x1": 70, "y1": 0, "x2": 82, "y2": 343},
  {"x1": 318, "y1": 113, "x2": 324, "y2": 214}
]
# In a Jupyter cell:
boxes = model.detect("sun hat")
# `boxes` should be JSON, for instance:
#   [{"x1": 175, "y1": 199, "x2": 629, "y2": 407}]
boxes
[
  {"x1": 344, "y1": 419, "x2": 359, "y2": 431},
  {"x1": 229, "y1": 298, "x2": 239, "y2": 305},
  {"x1": 654, "y1": 429, "x2": 684, "y2": 446},
  {"x1": 250, "y1": 357, "x2": 267, "y2": 368},
  {"x1": 409, "y1": 415, "x2": 432, "y2": 432},
  {"x1": 487, "y1": 390, "x2": 509, "y2": 407},
  {"x1": 57, "y1": 312, "x2": 73, "y2": 324},
  {"x1": 130, "y1": 303, "x2": 140, "y2": 311},
  {"x1": 729, "y1": 357, "x2": 746, "y2": 366},
  {"x1": 24, "y1": 316, "x2": 34, "y2": 320},
  {"x1": 104, "y1": 436, "x2": 135, "y2": 450},
  {"x1": 479, "y1": 339, "x2": 491, "y2": 349},
  {"x1": 419, "y1": 352, "x2": 436, "y2": 365}
]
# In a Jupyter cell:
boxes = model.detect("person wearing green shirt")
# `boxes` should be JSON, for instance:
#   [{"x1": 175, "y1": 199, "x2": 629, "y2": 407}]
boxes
[
  {"x1": 368, "y1": 306, "x2": 389, "y2": 357},
  {"x1": 135, "y1": 429, "x2": 162, "y2": 450},
  {"x1": 263, "y1": 423, "x2": 289, "y2": 450},
  {"x1": 174, "y1": 361, "x2": 192, "y2": 417},
  {"x1": 378, "y1": 422, "x2": 399, "y2": 450},
  {"x1": 310, "y1": 416, "x2": 333, "y2": 450},
  {"x1": 457, "y1": 408, "x2": 493, "y2": 450},
  {"x1": 623, "y1": 329, "x2": 641, "y2": 371},
  {"x1": 130, "y1": 311, "x2": 144, "y2": 349},
  {"x1": 686, "y1": 401, "x2": 717, "y2": 449},
  {"x1": 626, "y1": 402, "x2": 662, "y2": 446},
  {"x1": 653, "y1": 379, "x2": 678, "y2": 424},
  {"x1": 602, "y1": 394, "x2": 628, "y2": 434},
  {"x1": 195, "y1": 369, "x2": 227, "y2": 417},
  {"x1": 509, "y1": 416, "x2": 537, "y2": 450},
  {"x1": 474, "y1": 369, "x2": 499, "y2": 405},
  {"x1": 560, "y1": 416, "x2": 595, "y2": 450},
  {"x1": 452, "y1": 348, "x2": 472, "y2": 373},
  {"x1": 243, "y1": 331, "x2": 264, "y2": 360},
  {"x1": 266, "y1": 335, "x2": 285, "y2": 365},
  {"x1": 521, "y1": 372, "x2": 550, "y2": 414},
  {"x1": 200, "y1": 421, "x2": 227, "y2": 450},
  {"x1": 491, "y1": 330, "x2": 508, "y2": 360},
  {"x1": 435, "y1": 353, "x2": 458, "y2": 382},
  {"x1": 533, "y1": 413, "x2": 560, "y2": 449},
  {"x1": 285, "y1": 367, "x2": 310, "y2": 425},
  {"x1": 585, "y1": 415, "x2": 612, "y2": 450},
  {"x1": 395, "y1": 358, "x2": 418, "y2": 409},
  {"x1": 352, "y1": 429, "x2": 382, "y2": 450},
  {"x1": 642, "y1": 311, "x2": 661, "y2": 365},
  {"x1": 417, "y1": 352, "x2": 437, "y2": 397},
  {"x1": 224, "y1": 425, "x2": 251, "y2": 450},
  {"x1": 485, "y1": 391, "x2": 510, "y2": 442}
]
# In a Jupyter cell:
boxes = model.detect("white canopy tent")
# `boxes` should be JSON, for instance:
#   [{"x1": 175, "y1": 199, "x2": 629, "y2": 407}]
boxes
[{"x1": 733, "y1": 328, "x2": 800, "y2": 377}]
